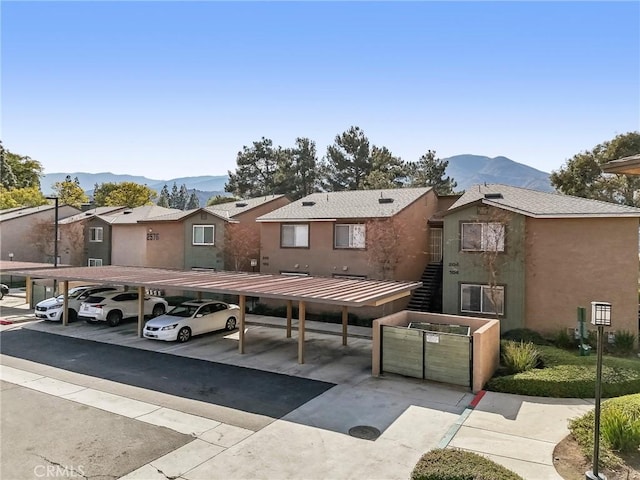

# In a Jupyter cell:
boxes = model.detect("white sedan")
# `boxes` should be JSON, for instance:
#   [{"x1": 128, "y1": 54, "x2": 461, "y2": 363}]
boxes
[{"x1": 143, "y1": 300, "x2": 239, "y2": 342}]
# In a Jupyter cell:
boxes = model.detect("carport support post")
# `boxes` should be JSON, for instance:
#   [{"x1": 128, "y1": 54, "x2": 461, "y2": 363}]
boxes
[
  {"x1": 298, "y1": 301, "x2": 306, "y2": 364},
  {"x1": 286, "y1": 300, "x2": 292, "y2": 338},
  {"x1": 137, "y1": 286, "x2": 144, "y2": 338},
  {"x1": 239, "y1": 295, "x2": 246, "y2": 354},
  {"x1": 62, "y1": 280, "x2": 69, "y2": 326},
  {"x1": 342, "y1": 306, "x2": 348, "y2": 346}
]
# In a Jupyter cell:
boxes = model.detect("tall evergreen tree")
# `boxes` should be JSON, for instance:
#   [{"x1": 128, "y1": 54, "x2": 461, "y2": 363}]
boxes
[
  {"x1": 407, "y1": 150, "x2": 457, "y2": 195},
  {"x1": 169, "y1": 182, "x2": 180, "y2": 208},
  {"x1": 157, "y1": 185, "x2": 170, "y2": 207},
  {"x1": 186, "y1": 191, "x2": 199, "y2": 209},
  {"x1": 363, "y1": 146, "x2": 408, "y2": 189},
  {"x1": 321, "y1": 126, "x2": 372, "y2": 191},
  {"x1": 225, "y1": 137, "x2": 281, "y2": 198},
  {"x1": 177, "y1": 184, "x2": 189, "y2": 210}
]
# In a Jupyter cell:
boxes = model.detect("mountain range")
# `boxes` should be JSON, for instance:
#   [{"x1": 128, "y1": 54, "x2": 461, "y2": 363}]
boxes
[{"x1": 39, "y1": 154, "x2": 554, "y2": 203}]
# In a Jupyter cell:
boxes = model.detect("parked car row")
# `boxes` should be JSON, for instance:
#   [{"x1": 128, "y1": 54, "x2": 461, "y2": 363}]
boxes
[{"x1": 35, "y1": 286, "x2": 239, "y2": 342}]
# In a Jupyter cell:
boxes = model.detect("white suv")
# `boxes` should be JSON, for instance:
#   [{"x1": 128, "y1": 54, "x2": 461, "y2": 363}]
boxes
[
  {"x1": 35, "y1": 285, "x2": 121, "y2": 322},
  {"x1": 79, "y1": 290, "x2": 168, "y2": 327}
]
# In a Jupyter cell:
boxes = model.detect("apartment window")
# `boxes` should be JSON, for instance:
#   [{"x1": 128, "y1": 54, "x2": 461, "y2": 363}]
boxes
[
  {"x1": 335, "y1": 224, "x2": 366, "y2": 249},
  {"x1": 461, "y1": 284, "x2": 504, "y2": 315},
  {"x1": 193, "y1": 225, "x2": 215, "y2": 245},
  {"x1": 89, "y1": 227, "x2": 103, "y2": 243},
  {"x1": 281, "y1": 224, "x2": 309, "y2": 248},
  {"x1": 461, "y1": 222, "x2": 504, "y2": 252},
  {"x1": 88, "y1": 258, "x2": 103, "y2": 267}
]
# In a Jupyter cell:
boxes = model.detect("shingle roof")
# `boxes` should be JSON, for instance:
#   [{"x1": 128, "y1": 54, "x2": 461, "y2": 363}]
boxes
[
  {"x1": 138, "y1": 207, "x2": 234, "y2": 223},
  {"x1": 208, "y1": 195, "x2": 286, "y2": 218},
  {"x1": 0, "y1": 204, "x2": 76, "y2": 222},
  {"x1": 59, "y1": 207, "x2": 127, "y2": 224},
  {"x1": 448, "y1": 184, "x2": 640, "y2": 218},
  {"x1": 257, "y1": 188, "x2": 431, "y2": 221},
  {"x1": 100, "y1": 205, "x2": 183, "y2": 224}
]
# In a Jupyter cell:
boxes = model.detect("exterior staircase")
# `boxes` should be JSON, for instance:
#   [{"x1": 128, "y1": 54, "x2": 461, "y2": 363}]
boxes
[{"x1": 406, "y1": 262, "x2": 443, "y2": 313}]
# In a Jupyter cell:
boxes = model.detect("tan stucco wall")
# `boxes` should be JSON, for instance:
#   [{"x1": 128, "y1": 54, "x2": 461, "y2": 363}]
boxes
[
  {"x1": 525, "y1": 217, "x2": 639, "y2": 339},
  {"x1": 259, "y1": 190, "x2": 438, "y2": 281},
  {"x1": 1, "y1": 206, "x2": 79, "y2": 263},
  {"x1": 111, "y1": 225, "x2": 148, "y2": 266},
  {"x1": 145, "y1": 222, "x2": 184, "y2": 269},
  {"x1": 372, "y1": 310, "x2": 500, "y2": 393}
]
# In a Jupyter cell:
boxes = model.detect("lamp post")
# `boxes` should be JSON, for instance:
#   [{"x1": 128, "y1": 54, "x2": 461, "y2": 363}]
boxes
[
  {"x1": 586, "y1": 301, "x2": 611, "y2": 480},
  {"x1": 45, "y1": 196, "x2": 59, "y2": 268},
  {"x1": 8, "y1": 252, "x2": 13, "y2": 288}
]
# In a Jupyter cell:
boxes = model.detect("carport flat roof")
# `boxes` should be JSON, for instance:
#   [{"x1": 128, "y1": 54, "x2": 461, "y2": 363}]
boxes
[{"x1": 3, "y1": 264, "x2": 421, "y2": 307}]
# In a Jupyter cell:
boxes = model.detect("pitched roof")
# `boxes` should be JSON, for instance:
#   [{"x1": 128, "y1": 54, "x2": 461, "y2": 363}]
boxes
[
  {"x1": 257, "y1": 188, "x2": 432, "y2": 222},
  {"x1": 0, "y1": 204, "x2": 81, "y2": 222},
  {"x1": 207, "y1": 195, "x2": 286, "y2": 218},
  {"x1": 448, "y1": 184, "x2": 640, "y2": 218},
  {"x1": 59, "y1": 206, "x2": 127, "y2": 224},
  {"x1": 137, "y1": 207, "x2": 234, "y2": 223},
  {"x1": 99, "y1": 205, "x2": 183, "y2": 224}
]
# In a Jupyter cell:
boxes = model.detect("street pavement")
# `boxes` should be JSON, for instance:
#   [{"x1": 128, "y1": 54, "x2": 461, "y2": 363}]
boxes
[{"x1": 0, "y1": 291, "x2": 595, "y2": 479}]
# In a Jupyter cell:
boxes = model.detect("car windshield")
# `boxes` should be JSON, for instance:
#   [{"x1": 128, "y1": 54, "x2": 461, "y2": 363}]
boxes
[
  {"x1": 56, "y1": 288, "x2": 88, "y2": 301},
  {"x1": 167, "y1": 305, "x2": 200, "y2": 318}
]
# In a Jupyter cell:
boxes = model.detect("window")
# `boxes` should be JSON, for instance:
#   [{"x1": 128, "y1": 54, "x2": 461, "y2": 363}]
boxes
[
  {"x1": 281, "y1": 224, "x2": 309, "y2": 248},
  {"x1": 461, "y1": 223, "x2": 504, "y2": 252},
  {"x1": 193, "y1": 225, "x2": 215, "y2": 245},
  {"x1": 88, "y1": 258, "x2": 103, "y2": 267},
  {"x1": 461, "y1": 284, "x2": 504, "y2": 315},
  {"x1": 335, "y1": 224, "x2": 366, "y2": 249},
  {"x1": 89, "y1": 227, "x2": 103, "y2": 242}
]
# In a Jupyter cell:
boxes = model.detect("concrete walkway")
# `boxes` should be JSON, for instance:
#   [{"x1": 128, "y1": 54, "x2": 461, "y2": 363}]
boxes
[{"x1": 0, "y1": 293, "x2": 595, "y2": 479}]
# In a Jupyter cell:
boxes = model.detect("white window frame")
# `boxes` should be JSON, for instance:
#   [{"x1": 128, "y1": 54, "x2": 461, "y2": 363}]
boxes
[
  {"x1": 88, "y1": 258, "x2": 103, "y2": 267},
  {"x1": 89, "y1": 227, "x2": 103, "y2": 243},
  {"x1": 460, "y1": 284, "x2": 504, "y2": 315},
  {"x1": 281, "y1": 224, "x2": 309, "y2": 248},
  {"x1": 193, "y1": 225, "x2": 215, "y2": 246},
  {"x1": 334, "y1": 224, "x2": 366, "y2": 249},
  {"x1": 461, "y1": 222, "x2": 505, "y2": 252}
]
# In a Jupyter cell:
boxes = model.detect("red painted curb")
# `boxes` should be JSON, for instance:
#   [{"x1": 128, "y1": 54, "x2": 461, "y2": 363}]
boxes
[{"x1": 469, "y1": 390, "x2": 486, "y2": 409}]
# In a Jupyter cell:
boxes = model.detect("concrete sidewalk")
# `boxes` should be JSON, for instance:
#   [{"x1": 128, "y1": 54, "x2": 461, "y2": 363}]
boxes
[{"x1": 0, "y1": 292, "x2": 595, "y2": 479}]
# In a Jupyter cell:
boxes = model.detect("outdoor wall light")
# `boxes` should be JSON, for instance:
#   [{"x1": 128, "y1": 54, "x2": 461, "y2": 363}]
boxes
[{"x1": 591, "y1": 302, "x2": 612, "y2": 326}]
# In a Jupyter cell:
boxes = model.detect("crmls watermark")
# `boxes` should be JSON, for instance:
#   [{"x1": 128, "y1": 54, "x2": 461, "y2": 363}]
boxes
[{"x1": 34, "y1": 464, "x2": 86, "y2": 478}]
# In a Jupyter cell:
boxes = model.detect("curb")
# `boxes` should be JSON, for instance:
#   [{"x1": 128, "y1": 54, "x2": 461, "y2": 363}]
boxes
[{"x1": 437, "y1": 390, "x2": 486, "y2": 449}]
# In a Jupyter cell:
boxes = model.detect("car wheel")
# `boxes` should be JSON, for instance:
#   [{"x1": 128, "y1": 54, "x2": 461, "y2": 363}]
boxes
[
  {"x1": 107, "y1": 310, "x2": 122, "y2": 327},
  {"x1": 177, "y1": 327, "x2": 191, "y2": 343},
  {"x1": 0, "y1": 291, "x2": 4, "y2": 300},
  {"x1": 225, "y1": 317, "x2": 237, "y2": 331},
  {"x1": 152, "y1": 304, "x2": 165, "y2": 317}
]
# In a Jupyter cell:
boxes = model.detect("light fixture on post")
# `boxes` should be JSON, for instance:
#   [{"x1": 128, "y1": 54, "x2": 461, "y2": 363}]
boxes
[{"x1": 586, "y1": 301, "x2": 611, "y2": 480}]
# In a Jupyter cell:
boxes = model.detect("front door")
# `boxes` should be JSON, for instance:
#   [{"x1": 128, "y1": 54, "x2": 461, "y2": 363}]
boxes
[{"x1": 429, "y1": 228, "x2": 443, "y2": 263}]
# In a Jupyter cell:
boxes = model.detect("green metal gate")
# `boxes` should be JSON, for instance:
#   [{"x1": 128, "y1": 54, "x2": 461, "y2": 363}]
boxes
[{"x1": 381, "y1": 323, "x2": 471, "y2": 388}]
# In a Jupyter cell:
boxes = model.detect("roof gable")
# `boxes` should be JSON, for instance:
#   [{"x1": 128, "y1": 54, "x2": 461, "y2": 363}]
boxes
[{"x1": 257, "y1": 188, "x2": 431, "y2": 221}]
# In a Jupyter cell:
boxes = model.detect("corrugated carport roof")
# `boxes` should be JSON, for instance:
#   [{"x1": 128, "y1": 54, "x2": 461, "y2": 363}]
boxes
[{"x1": 3, "y1": 265, "x2": 421, "y2": 307}]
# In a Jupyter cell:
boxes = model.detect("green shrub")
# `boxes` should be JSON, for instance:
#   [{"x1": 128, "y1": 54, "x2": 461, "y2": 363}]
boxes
[
  {"x1": 486, "y1": 345, "x2": 640, "y2": 398},
  {"x1": 502, "y1": 328, "x2": 549, "y2": 345},
  {"x1": 501, "y1": 340, "x2": 541, "y2": 374},
  {"x1": 411, "y1": 448, "x2": 524, "y2": 480},
  {"x1": 569, "y1": 394, "x2": 640, "y2": 469},
  {"x1": 554, "y1": 328, "x2": 576, "y2": 350},
  {"x1": 612, "y1": 330, "x2": 637, "y2": 356}
]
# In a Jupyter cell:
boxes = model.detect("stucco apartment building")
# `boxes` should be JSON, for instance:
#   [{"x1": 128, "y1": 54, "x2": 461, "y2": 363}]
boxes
[
  {"x1": 256, "y1": 187, "x2": 453, "y2": 316},
  {"x1": 135, "y1": 195, "x2": 289, "y2": 271},
  {"x1": 441, "y1": 184, "x2": 640, "y2": 339},
  {"x1": 0, "y1": 203, "x2": 80, "y2": 264}
]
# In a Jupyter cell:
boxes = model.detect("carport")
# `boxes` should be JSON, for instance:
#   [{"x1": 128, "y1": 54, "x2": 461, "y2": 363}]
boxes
[{"x1": 1, "y1": 263, "x2": 420, "y2": 364}]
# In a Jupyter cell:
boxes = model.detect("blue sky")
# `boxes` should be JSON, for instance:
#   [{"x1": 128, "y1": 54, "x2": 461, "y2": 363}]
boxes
[{"x1": 2, "y1": 1, "x2": 639, "y2": 180}]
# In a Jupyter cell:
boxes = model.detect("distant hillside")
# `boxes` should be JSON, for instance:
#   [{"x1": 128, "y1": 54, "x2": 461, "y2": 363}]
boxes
[
  {"x1": 40, "y1": 155, "x2": 553, "y2": 202},
  {"x1": 443, "y1": 154, "x2": 553, "y2": 192}
]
